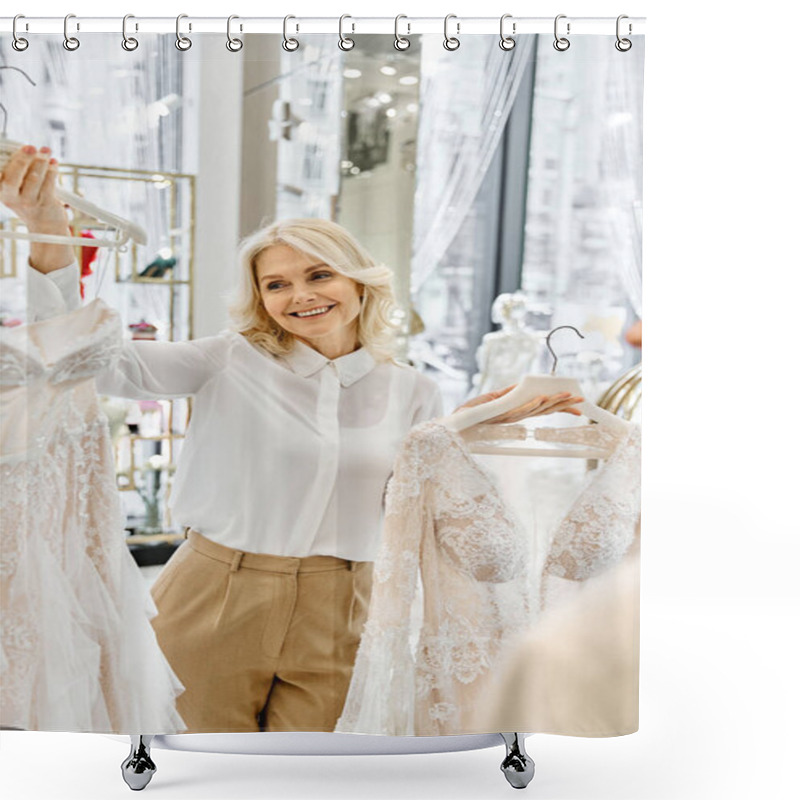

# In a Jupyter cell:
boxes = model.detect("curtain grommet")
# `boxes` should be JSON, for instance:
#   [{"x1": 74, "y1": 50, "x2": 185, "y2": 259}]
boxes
[
  {"x1": 338, "y1": 14, "x2": 355, "y2": 51},
  {"x1": 63, "y1": 13, "x2": 80, "y2": 51},
  {"x1": 615, "y1": 15, "x2": 633, "y2": 51},
  {"x1": 122, "y1": 14, "x2": 139, "y2": 51},
  {"x1": 443, "y1": 14, "x2": 460, "y2": 51},
  {"x1": 282, "y1": 15, "x2": 300, "y2": 52},
  {"x1": 499, "y1": 14, "x2": 516, "y2": 51},
  {"x1": 12, "y1": 14, "x2": 29, "y2": 51},
  {"x1": 226, "y1": 15, "x2": 243, "y2": 52},
  {"x1": 175, "y1": 14, "x2": 192, "y2": 51},
  {"x1": 553, "y1": 14, "x2": 570, "y2": 51},
  {"x1": 394, "y1": 14, "x2": 411, "y2": 51}
]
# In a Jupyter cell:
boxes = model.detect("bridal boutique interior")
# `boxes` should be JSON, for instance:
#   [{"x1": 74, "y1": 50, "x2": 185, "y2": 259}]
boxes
[{"x1": 0, "y1": 32, "x2": 642, "y2": 640}]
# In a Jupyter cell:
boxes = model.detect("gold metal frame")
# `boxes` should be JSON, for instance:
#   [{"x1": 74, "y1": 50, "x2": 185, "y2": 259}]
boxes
[
  {"x1": 55, "y1": 162, "x2": 196, "y2": 534},
  {"x1": 597, "y1": 361, "x2": 642, "y2": 421}
]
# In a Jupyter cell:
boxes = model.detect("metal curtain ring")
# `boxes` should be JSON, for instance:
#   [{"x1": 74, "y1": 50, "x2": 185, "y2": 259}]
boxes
[
  {"x1": 282, "y1": 15, "x2": 299, "y2": 52},
  {"x1": 226, "y1": 15, "x2": 243, "y2": 52},
  {"x1": 615, "y1": 15, "x2": 632, "y2": 51},
  {"x1": 175, "y1": 14, "x2": 192, "y2": 51},
  {"x1": 63, "y1": 13, "x2": 80, "y2": 51},
  {"x1": 499, "y1": 14, "x2": 516, "y2": 50},
  {"x1": 122, "y1": 14, "x2": 139, "y2": 51},
  {"x1": 443, "y1": 14, "x2": 460, "y2": 51},
  {"x1": 553, "y1": 14, "x2": 570, "y2": 51},
  {"x1": 394, "y1": 14, "x2": 410, "y2": 51},
  {"x1": 338, "y1": 14, "x2": 355, "y2": 51},
  {"x1": 12, "y1": 15, "x2": 29, "y2": 51}
]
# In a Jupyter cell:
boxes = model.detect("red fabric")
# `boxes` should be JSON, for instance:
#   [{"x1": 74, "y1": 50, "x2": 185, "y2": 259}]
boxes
[{"x1": 71, "y1": 229, "x2": 99, "y2": 299}]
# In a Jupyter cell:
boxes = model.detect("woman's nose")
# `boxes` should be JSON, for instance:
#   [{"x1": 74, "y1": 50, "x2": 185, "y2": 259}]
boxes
[{"x1": 290, "y1": 287, "x2": 317, "y2": 304}]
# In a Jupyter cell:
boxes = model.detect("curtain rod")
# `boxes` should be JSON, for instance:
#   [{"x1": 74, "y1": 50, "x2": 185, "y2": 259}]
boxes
[{"x1": 0, "y1": 16, "x2": 646, "y2": 37}]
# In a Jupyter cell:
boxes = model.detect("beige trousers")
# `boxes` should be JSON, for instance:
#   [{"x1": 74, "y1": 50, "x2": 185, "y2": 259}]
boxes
[{"x1": 150, "y1": 529, "x2": 373, "y2": 734}]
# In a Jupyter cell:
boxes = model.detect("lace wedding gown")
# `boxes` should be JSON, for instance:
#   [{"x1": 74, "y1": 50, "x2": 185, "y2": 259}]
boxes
[
  {"x1": 336, "y1": 418, "x2": 640, "y2": 736},
  {"x1": 336, "y1": 419, "x2": 533, "y2": 736},
  {"x1": 0, "y1": 299, "x2": 186, "y2": 733}
]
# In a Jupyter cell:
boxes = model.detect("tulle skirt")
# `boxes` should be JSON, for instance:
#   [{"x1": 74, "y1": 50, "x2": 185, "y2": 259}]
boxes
[{"x1": 1, "y1": 525, "x2": 186, "y2": 734}]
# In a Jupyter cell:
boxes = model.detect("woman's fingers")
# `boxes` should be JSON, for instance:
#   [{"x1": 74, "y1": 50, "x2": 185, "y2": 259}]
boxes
[
  {"x1": 38, "y1": 160, "x2": 59, "y2": 203},
  {"x1": 20, "y1": 154, "x2": 51, "y2": 202},
  {"x1": 488, "y1": 393, "x2": 584, "y2": 424},
  {"x1": 0, "y1": 146, "x2": 37, "y2": 195}
]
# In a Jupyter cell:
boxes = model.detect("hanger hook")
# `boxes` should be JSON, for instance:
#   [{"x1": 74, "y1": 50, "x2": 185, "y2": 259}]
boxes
[
  {"x1": 545, "y1": 325, "x2": 585, "y2": 375},
  {"x1": 0, "y1": 66, "x2": 38, "y2": 137}
]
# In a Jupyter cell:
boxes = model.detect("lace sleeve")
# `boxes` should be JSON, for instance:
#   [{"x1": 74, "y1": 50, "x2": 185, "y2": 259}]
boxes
[
  {"x1": 336, "y1": 432, "x2": 429, "y2": 735},
  {"x1": 543, "y1": 424, "x2": 641, "y2": 581}
]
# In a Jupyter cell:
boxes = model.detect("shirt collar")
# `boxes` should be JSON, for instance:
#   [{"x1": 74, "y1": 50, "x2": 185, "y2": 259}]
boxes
[{"x1": 281, "y1": 339, "x2": 377, "y2": 387}]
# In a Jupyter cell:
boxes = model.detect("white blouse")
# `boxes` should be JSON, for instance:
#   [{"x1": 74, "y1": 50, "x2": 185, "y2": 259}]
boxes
[{"x1": 27, "y1": 264, "x2": 443, "y2": 561}]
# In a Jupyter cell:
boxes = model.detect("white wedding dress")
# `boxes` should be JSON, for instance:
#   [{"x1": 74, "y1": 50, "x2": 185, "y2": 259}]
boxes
[
  {"x1": 0, "y1": 299, "x2": 186, "y2": 733},
  {"x1": 336, "y1": 418, "x2": 641, "y2": 736}
]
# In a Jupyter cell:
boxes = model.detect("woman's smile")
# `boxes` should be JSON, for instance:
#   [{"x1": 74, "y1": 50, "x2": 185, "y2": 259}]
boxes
[{"x1": 290, "y1": 304, "x2": 336, "y2": 319}]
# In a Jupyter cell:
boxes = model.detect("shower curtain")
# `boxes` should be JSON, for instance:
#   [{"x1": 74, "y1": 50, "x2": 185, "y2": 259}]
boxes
[{"x1": 0, "y1": 27, "x2": 644, "y2": 740}]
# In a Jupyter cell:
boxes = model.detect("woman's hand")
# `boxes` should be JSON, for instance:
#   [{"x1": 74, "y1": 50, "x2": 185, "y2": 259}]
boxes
[
  {"x1": 0, "y1": 144, "x2": 69, "y2": 233},
  {"x1": 0, "y1": 144, "x2": 75, "y2": 273},
  {"x1": 453, "y1": 384, "x2": 584, "y2": 425}
]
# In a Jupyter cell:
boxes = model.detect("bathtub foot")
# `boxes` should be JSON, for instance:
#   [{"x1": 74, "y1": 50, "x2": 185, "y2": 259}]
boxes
[
  {"x1": 500, "y1": 732, "x2": 535, "y2": 789},
  {"x1": 121, "y1": 735, "x2": 156, "y2": 791}
]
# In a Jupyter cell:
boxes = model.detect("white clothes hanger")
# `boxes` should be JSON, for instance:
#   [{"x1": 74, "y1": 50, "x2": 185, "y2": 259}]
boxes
[
  {"x1": 0, "y1": 67, "x2": 147, "y2": 250},
  {"x1": 441, "y1": 325, "x2": 630, "y2": 458}
]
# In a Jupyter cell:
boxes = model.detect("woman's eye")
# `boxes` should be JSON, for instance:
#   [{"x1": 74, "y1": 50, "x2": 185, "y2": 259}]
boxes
[{"x1": 265, "y1": 272, "x2": 330, "y2": 291}]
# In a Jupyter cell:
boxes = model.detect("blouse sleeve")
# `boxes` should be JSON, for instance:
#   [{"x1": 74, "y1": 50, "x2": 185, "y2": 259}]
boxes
[
  {"x1": 27, "y1": 262, "x2": 81, "y2": 322},
  {"x1": 26, "y1": 262, "x2": 220, "y2": 399}
]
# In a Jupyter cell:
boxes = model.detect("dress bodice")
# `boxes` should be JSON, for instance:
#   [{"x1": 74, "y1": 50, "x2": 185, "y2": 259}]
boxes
[{"x1": 0, "y1": 298, "x2": 122, "y2": 387}]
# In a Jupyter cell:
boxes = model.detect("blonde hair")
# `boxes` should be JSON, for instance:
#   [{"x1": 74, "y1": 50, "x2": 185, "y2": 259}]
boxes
[{"x1": 224, "y1": 218, "x2": 402, "y2": 362}]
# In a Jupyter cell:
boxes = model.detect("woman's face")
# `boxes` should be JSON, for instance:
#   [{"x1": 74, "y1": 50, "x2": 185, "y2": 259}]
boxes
[{"x1": 255, "y1": 244, "x2": 364, "y2": 357}]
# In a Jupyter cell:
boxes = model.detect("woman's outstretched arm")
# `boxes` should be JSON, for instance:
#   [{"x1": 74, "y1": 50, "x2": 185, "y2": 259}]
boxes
[{"x1": 2, "y1": 143, "x2": 220, "y2": 400}]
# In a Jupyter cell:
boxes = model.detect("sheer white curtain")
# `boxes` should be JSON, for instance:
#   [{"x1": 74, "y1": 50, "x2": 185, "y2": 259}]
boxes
[
  {"x1": 603, "y1": 42, "x2": 645, "y2": 318},
  {"x1": 1, "y1": 35, "x2": 185, "y2": 254},
  {"x1": 410, "y1": 35, "x2": 534, "y2": 300},
  {"x1": 273, "y1": 39, "x2": 343, "y2": 220}
]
